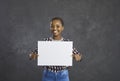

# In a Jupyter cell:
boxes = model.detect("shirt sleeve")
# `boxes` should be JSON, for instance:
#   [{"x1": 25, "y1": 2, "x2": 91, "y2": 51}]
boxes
[
  {"x1": 32, "y1": 48, "x2": 38, "y2": 54},
  {"x1": 72, "y1": 47, "x2": 80, "y2": 55}
]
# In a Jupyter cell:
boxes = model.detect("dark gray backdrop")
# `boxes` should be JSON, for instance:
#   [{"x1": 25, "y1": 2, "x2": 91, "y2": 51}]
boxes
[{"x1": 0, "y1": 0, "x2": 120, "y2": 81}]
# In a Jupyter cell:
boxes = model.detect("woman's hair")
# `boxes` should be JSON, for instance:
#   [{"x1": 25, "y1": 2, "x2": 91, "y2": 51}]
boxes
[{"x1": 51, "y1": 17, "x2": 64, "y2": 26}]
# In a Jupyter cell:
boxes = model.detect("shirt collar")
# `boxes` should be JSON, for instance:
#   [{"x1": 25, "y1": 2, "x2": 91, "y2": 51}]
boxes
[{"x1": 49, "y1": 37, "x2": 64, "y2": 41}]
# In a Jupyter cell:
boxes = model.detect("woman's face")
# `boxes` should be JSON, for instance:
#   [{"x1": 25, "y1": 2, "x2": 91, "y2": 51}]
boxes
[{"x1": 50, "y1": 20, "x2": 64, "y2": 37}]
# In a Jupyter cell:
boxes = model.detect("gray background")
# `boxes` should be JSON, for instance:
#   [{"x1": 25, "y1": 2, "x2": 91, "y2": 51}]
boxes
[{"x1": 0, "y1": 0, "x2": 120, "y2": 81}]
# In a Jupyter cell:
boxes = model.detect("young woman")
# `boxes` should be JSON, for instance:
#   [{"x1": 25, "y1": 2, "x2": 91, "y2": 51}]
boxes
[{"x1": 29, "y1": 17, "x2": 82, "y2": 81}]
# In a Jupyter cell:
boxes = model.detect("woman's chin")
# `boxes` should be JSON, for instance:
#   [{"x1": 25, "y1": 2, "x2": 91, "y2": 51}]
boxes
[{"x1": 53, "y1": 33, "x2": 58, "y2": 36}]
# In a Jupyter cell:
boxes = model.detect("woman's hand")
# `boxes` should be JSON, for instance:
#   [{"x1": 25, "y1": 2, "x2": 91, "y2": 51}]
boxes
[
  {"x1": 73, "y1": 54, "x2": 82, "y2": 61},
  {"x1": 29, "y1": 52, "x2": 38, "y2": 60}
]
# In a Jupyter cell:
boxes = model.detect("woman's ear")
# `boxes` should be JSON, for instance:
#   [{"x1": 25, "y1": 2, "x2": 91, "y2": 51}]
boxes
[
  {"x1": 50, "y1": 21, "x2": 52, "y2": 25},
  {"x1": 50, "y1": 22, "x2": 52, "y2": 30}
]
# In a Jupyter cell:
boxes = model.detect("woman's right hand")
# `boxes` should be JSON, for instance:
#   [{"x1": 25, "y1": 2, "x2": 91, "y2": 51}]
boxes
[{"x1": 29, "y1": 52, "x2": 38, "y2": 60}]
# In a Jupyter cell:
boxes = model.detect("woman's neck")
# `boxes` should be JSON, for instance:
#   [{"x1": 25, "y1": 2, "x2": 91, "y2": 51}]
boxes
[{"x1": 53, "y1": 35, "x2": 62, "y2": 40}]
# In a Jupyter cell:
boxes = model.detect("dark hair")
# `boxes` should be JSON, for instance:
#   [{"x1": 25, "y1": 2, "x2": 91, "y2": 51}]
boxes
[{"x1": 51, "y1": 17, "x2": 64, "y2": 26}]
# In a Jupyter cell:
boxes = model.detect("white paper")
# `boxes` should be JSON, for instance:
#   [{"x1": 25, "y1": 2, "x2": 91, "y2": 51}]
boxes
[{"x1": 37, "y1": 41, "x2": 73, "y2": 66}]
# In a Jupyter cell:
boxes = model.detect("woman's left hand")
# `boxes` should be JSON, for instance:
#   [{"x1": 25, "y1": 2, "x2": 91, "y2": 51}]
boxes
[{"x1": 73, "y1": 54, "x2": 82, "y2": 61}]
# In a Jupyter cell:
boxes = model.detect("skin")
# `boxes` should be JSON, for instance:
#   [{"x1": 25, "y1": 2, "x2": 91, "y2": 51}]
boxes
[
  {"x1": 50, "y1": 20, "x2": 64, "y2": 40},
  {"x1": 29, "y1": 19, "x2": 82, "y2": 61}
]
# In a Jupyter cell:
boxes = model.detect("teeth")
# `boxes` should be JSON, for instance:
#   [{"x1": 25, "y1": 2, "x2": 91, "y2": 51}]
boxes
[{"x1": 53, "y1": 31, "x2": 57, "y2": 33}]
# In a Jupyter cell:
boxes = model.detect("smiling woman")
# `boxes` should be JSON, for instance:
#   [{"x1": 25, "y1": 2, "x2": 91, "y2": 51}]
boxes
[{"x1": 29, "y1": 17, "x2": 82, "y2": 81}]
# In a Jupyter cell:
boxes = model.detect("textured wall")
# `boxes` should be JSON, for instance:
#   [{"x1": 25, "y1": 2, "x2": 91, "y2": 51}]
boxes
[{"x1": 0, "y1": 0, "x2": 120, "y2": 81}]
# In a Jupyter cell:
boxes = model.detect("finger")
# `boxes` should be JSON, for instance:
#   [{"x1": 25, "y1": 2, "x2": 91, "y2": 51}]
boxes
[
  {"x1": 29, "y1": 54, "x2": 31, "y2": 57},
  {"x1": 71, "y1": 54, "x2": 74, "y2": 57}
]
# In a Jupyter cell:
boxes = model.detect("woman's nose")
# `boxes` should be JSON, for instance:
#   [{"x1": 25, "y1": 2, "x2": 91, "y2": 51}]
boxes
[{"x1": 53, "y1": 27, "x2": 57, "y2": 30}]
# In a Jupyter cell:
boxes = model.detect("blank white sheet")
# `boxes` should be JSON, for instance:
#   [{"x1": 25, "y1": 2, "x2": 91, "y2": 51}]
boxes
[{"x1": 37, "y1": 41, "x2": 73, "y2": 66}]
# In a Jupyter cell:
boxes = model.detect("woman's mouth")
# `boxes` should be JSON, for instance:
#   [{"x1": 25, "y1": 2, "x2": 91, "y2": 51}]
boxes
[{"x1": 53, "y1": 30, "x2": 58, "y2": 33}]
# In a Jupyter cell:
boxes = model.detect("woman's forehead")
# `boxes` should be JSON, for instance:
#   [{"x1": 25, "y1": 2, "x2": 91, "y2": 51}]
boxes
[{"x1": 51, "y1": 20, "x2": 62, "y2": 25}]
